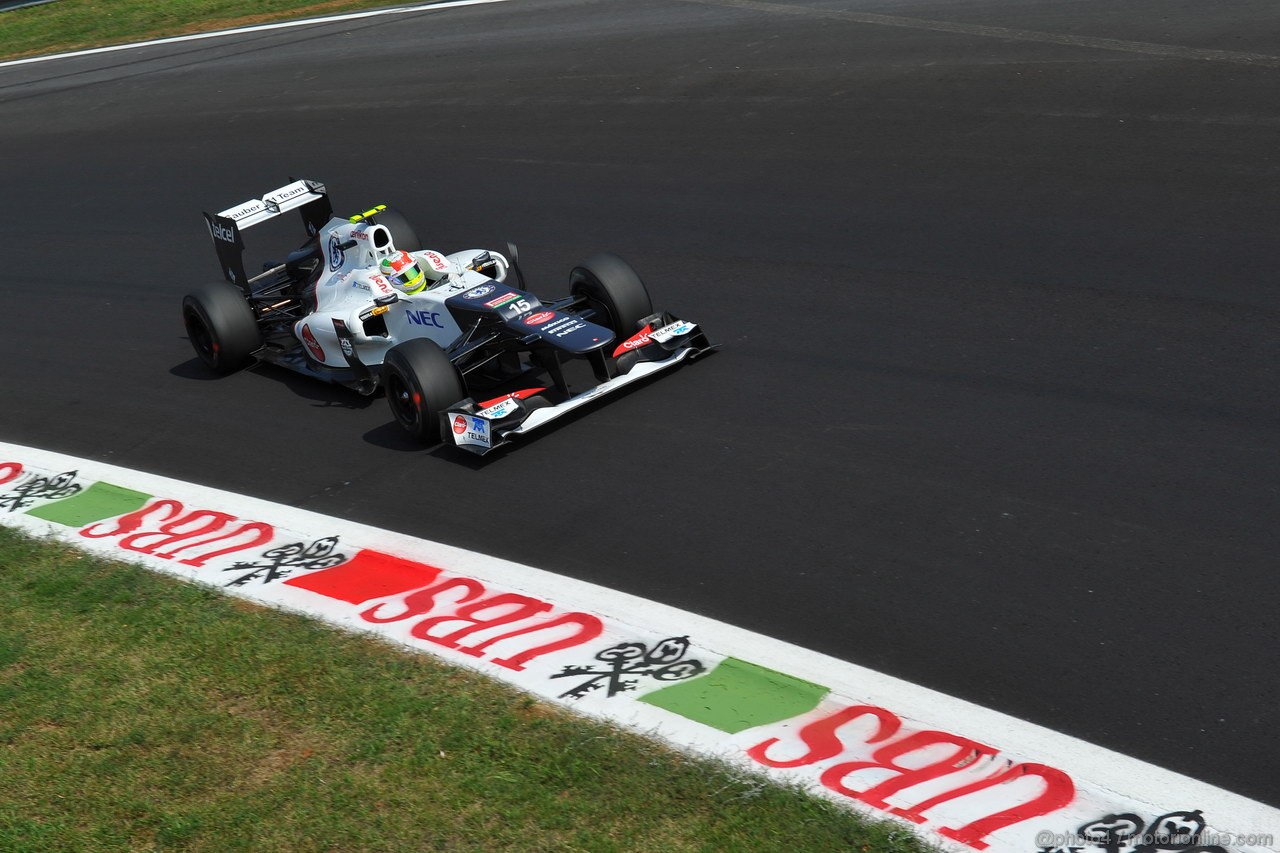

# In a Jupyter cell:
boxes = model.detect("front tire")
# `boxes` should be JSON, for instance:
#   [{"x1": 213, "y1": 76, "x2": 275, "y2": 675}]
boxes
[
  {"x1": 383, "y1": 338, "x2": 465, "y2": 443},
  {"x1": 569, "y1": 252, "x2": 653, "y2": 340},
  {"x1": 182, "y1": 281, "x2": 261, "y2": 373}
]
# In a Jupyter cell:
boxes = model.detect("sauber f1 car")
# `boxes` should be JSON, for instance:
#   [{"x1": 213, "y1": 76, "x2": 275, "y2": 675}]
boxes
[{"x1": 182, "y1": 179, "x2": 714, "y2": 453}]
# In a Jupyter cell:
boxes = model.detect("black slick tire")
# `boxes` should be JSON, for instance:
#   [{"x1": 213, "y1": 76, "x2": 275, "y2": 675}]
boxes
[
  {"x1": 569, "y1": 252, "x2": 653, "y2": 340},
  {"x1": 182, "y1": 281, "x2": 261, "y2": 373},
  {"x1": 383, "y1": 338, "x2": 466, "y2": 444}
]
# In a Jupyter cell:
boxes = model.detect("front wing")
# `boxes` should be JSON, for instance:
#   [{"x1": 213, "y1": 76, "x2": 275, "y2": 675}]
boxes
[{"x1": 443, "y1": 320, "x2": 713, "y2": 454}]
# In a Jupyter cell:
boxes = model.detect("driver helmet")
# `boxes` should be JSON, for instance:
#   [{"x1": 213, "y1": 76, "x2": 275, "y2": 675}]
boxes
[{"x1": 380, "y1": 250, "x2": 427, "y2": 294}]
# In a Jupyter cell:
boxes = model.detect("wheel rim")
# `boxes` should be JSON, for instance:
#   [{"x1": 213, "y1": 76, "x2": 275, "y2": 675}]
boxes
[
  {"x1": 386, "y1": 372, "x2": 420, "y2": 428},
  {"x1": 590, "y1": 296, "x2": 618, "y2": 334},
  {"x1": 574, "y1": 279, "x2": 617, "y2": 335},
  {"x1": 184, "y1": 308, "x2": 218, "y2": 365}
]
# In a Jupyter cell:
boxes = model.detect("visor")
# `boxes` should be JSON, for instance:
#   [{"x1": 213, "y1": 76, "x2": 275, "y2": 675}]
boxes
[{"x1": 391, "y1": 264, "x2": 425, "y2": 293}]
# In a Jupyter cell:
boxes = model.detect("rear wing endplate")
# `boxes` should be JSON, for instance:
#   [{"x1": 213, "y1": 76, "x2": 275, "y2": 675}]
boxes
[{"x1": 203, "y1": 178, "x2": 332, "y2": 290}]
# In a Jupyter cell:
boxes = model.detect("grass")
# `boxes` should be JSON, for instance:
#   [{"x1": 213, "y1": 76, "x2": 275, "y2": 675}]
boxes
[
  {"x1": 0, "y1": 527, "x2": 932, "y2": 852},
  {"x1": 0, "y1": 0, "x2": 417, "y2": 62}
]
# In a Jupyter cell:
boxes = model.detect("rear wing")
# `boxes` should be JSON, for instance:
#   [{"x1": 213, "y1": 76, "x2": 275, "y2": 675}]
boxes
[{"x1": 203, "y1": 178, "x2": 332, "y2": 291}]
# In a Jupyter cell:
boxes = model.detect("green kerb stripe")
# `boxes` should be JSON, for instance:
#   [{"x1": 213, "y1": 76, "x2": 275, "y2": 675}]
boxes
[
  {"x1": 639, "y1": 658, "x2": 828, "y2": 734},
  {"x1": 26, "y1": 482, "x2": 151, "y2": 527}
]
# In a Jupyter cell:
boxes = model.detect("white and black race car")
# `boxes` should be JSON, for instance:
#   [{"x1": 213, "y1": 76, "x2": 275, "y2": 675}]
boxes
[{"x1": 182, "y1": 179, "x2": 713, "y2": 453}]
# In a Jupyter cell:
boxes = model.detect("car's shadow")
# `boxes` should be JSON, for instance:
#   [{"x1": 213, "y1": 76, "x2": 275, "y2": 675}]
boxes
[
  {"x1": 170, "y1": 357, "x2": 224, "y2": 381},
  {"x1": 361, "y1": 372, "x2": 665, "y2": 465},
  {"x1": 172, "y1": 348, "x2": 375, "y2": 410},
  {"x1": 250, "y1": 362, "x2": 377, "y2": 410},
  {"x1": 175, "y1": 341, "x2": 705, "y2": 465}
]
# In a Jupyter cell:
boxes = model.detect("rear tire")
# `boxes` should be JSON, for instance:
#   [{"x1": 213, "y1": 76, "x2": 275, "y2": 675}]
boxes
[
  {"x1": 569, "y1": 252, "x2": 653, "y2": 340},
  {"x1": 375, "y1": 206, "x2": 421, "y2": 253},
  {"x1": 383, "y1": 338, "x2": 466, "y2": 444},
  {"x1": 182, "y1": 281, "x2": 261, "y2": 373}
]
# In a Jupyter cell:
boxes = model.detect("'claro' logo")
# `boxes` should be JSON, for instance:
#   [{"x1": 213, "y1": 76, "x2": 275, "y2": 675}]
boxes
[{"x1": 301, "y1": 325, "x2": 325, "y2": 361}]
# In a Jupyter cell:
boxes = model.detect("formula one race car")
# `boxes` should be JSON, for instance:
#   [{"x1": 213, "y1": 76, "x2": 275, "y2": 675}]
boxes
[{"x1": 182, "y1": 179, "x2": 713, "y2": 453}]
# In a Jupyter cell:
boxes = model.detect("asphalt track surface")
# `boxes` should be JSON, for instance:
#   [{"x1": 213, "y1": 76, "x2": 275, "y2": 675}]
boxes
[{"x1": 2, "y1": 0, "x2": 1277, "y2": 808}]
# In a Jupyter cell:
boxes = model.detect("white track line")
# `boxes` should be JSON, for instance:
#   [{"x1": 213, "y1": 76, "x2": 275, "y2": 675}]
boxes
[{"x1": 0, "y1": 0, "x2": 517, "y2": 69}]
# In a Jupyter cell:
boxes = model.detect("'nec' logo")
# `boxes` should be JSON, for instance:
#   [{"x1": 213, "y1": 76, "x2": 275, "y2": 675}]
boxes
[
  {"x1": 211, "y1": 222, "x2": 235, "y2": 243},
  {"x1": 406, "y1": 310, "x2": 444, "y2": 328}
]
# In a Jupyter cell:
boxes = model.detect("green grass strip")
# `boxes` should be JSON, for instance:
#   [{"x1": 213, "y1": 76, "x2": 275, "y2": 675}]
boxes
[
  {"x1": 641, "y1": 658, "x2": 829, "y2": 734},
  {"x1": 0, "y1": 527, "x2": 930, "y2": 852},
  {"x1": 25, "y1": 482, "x2": 151, "y2": 528},
  {"x1": 0, "y1": 1, "x2": 415, "y2": 62}
]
